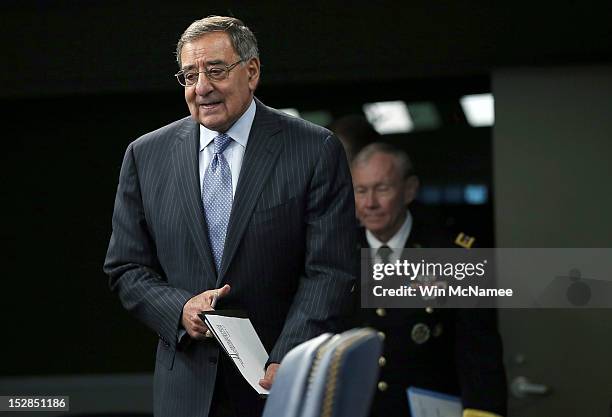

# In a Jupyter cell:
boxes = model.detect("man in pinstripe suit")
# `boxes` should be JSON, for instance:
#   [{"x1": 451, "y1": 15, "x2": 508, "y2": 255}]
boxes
[{"x1": 104, "y1": 16, "x2": 356, "y2": 417}]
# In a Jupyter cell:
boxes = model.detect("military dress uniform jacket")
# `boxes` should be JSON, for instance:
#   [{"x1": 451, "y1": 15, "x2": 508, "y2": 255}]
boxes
[{"x1": 355, "y1": 221, "x2": 507, "y2": 417}]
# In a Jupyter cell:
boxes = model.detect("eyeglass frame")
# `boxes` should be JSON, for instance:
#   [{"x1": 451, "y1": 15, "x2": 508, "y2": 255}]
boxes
[{"x1": 174, "y1": 59, "x2": 244, "y2": 87}]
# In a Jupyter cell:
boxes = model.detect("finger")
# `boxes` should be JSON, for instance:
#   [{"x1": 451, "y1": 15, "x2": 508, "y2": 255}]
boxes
[
  {"x1": 191, "y1": 313, "x2": 206, "y2": 324},
  {"x1": 189, "y1": 322, "x2": 211, "y2": 339},
  {"x1": 190, "y1": 331, "x2": 206, "y2": 340},
  {"x1": 209, "y1": 284, "x2": 231, "y2": 309},
  {"x1": 258, "y1": 363, "x2": 278, "y2": 390},
  {"x1": 258, "y1": 377, "x2": 272, "y2": 390},
  {"x1": 185, "y1": 317, "x2": 205, "y2": 331},
  {"x1": 266, "y1": 363, "x2": 279, "y2": 383},
  {"x1": 192, "y1": 326, "x2": 207, "y2": 335},
  {"x1": 187, "y1": 326, "x2": 205, "y2": 339},
  {"x1": 216, "y1": 284, "x2": 231, "y2": 298}
]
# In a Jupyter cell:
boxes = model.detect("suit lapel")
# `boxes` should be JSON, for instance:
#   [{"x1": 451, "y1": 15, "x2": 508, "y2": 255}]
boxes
[
  {"x1": 217, "y1": 100, "x2": 282, "y2": 284},
  {"x1": 172, "y1": 118, "x2": 217, "y2": 286}
]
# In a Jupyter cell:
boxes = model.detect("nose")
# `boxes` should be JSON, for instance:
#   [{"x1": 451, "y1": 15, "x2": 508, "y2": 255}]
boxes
[
  {"x1": 363, "y1": 190, "x2": 378, "y2": 208},
  {"x1": 194, "y1": 72, "x2": 214, "y2": 96}
]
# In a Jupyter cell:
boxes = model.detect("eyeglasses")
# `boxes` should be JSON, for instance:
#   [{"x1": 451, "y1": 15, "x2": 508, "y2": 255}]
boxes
[{"x1": 174, "y1": 59, "x2": 244, "y2": 87}]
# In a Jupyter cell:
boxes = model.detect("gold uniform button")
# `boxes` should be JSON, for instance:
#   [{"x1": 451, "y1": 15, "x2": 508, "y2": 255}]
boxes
[
  {"x1": 411, "y1": 323, "x2": 431, "y2": 344},
  {"x1": 378, "y1": 381, "x2": 388, "y2": 391},
  {"x1": 378, "y1": 356, "x2": 387, "y2": 367},
  {"x1": 376, "y1": 308, "x2": 387, "y2": 317},
  {"x1": 425, "y1": 306, "x2": 434, "y2": 314},
  {"x1": 377, "y1": 331, "x2": 386, "y2": 341}
]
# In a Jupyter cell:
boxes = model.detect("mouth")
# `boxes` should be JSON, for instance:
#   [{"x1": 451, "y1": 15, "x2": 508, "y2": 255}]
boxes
[{"x1": 198, "y1": 101, "x2": 222, "y2": 111}]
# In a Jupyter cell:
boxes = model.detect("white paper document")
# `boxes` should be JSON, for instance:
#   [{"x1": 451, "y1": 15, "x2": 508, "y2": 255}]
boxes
[
  {"x1": 407, "y1": 386, "x2": 462, "y2": 417},
  {"x1": 200, "y1": 311, "x2": 270, "y2": 395}
]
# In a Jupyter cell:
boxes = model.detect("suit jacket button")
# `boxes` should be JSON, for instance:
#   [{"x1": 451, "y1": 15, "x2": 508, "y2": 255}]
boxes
[
  {"x1": 378, "y1": 356, "x2": 387, "y2": 367},
  {"x1": 209, "y1": 356, "x2": 218, "y2": 364},
  {"x1": 377, "y1": 381, "x2": 388, "y2": 392},
  {"x1": 425, "y1": 306, "x2": 434, "y2": 314},
  {"x1": 376, "y1": 308, "x2": 386, "y2": 317},
  {"x1": 377, "y1": 331, "x2": 386, "y2": 341}
]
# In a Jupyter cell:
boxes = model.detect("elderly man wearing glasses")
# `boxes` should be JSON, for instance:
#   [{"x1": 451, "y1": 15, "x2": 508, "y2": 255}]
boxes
[{"x1": 104, "y1": 15, "x2": 356, "y2": 417}]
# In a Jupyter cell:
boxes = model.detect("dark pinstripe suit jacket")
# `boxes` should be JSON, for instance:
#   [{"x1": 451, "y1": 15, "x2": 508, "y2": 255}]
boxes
[{"x1": 104, "y1": 99, "x2": 357, "y2": 417}]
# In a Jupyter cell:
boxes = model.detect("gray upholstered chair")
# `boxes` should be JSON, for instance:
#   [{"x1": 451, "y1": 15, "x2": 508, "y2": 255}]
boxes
[{"x1": 263, "y1": 328, "x2": 383, "y2": 417}]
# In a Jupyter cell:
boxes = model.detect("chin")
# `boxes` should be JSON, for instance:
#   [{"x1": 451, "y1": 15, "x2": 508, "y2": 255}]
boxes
[
  {"x1": 365, "y1": 223, "x2": 385, "y2": 234},
  {"x1": 199, "y1": 118, "x2": 225, "y2": 131}
]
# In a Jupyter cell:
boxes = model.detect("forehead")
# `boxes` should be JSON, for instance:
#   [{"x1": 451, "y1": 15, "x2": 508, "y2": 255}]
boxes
[
  {"x1": 180, "y1": 32, "x2": 237, "y2": 66},
  {"x1": 353, "y1": 152, "x2": 401, "y2": 185}
]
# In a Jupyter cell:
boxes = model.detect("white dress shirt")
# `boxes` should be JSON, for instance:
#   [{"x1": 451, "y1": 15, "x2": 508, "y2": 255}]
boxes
[
  {"x1": 199, "y1": 98, "x2": 256, "y2": 196},
  {"x1": 366, "y1": 210, "x2": 413, "y2": 263}
]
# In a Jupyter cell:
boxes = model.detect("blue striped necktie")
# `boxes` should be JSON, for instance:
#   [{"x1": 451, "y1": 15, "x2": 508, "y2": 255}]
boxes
[{"x1": 202, "y1": 133, "x2": 233, "y2": 272}]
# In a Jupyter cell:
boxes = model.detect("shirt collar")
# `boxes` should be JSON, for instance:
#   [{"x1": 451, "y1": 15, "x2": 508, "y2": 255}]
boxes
[
  {"x1": 365, "y1": 210, "x2": 413, "y2": 250},
  {"x1": 199, "y1": 98, "x2": 256, "y2": 151}
]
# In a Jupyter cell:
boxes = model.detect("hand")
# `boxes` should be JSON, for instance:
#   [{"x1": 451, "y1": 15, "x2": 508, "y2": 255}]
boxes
[
  {"x1": 259, "y1": 363, "x2": 279, "y2": 390},
  {"x1": 181, "y1": 284, "x2": 231, "y2": 340}
]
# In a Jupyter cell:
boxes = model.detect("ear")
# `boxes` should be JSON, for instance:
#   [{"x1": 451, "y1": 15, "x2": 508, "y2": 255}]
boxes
[
  {"x1": 246, "y1": 57, "x2": 261, "y2": 91},
  {"x1": 403, "y1": 175, "x2": 420, "y2": 206}
]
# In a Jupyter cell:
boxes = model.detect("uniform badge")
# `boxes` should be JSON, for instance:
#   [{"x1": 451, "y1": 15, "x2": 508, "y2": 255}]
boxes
[
  {"x1": 455, "y1": 232, "x2": 475, "y2": 248},
  {"x1": 411, "y1": 323, "x2": 431, "y2": 344}
]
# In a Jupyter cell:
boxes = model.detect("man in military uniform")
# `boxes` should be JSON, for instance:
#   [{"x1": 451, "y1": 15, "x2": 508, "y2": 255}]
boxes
[{"x1": 351, "y1": 142, "x2": 507, "y2": 417}]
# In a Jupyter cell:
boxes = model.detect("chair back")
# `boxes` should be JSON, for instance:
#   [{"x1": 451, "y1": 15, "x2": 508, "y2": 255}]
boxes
[
  {"x1": 263, "y1": 328, "x2": 382, "y2": 417},
  {"x1": 262, "y1": 333, "x2": 333, "y2": 417}
]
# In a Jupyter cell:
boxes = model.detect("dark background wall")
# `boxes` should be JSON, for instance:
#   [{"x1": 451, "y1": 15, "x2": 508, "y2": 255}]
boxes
[
  {"x1": 2, "y1": 1, "x2": 611, "y2": 377},
  {"x1": 3, "y1": 0, "x2": 611, "y2": 97}
]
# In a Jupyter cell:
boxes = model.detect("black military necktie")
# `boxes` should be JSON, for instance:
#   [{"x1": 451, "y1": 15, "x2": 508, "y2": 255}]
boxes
[{"x1": 377, "y1": 245, "x2": 392, "y2": 264}]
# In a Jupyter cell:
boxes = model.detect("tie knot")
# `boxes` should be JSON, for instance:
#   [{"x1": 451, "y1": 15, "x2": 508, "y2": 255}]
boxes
[{"x1": 213, "y1": 133, "x2": 232, "y2": 155}]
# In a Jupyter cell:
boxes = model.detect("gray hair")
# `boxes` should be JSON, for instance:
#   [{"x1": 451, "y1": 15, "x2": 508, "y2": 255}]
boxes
[
  {"x1": 352, "y1": 142, "x2": 415, "y2": 179},
  {"x1": 176, "y1": 16, "x2": 259, "y2": 67}
]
